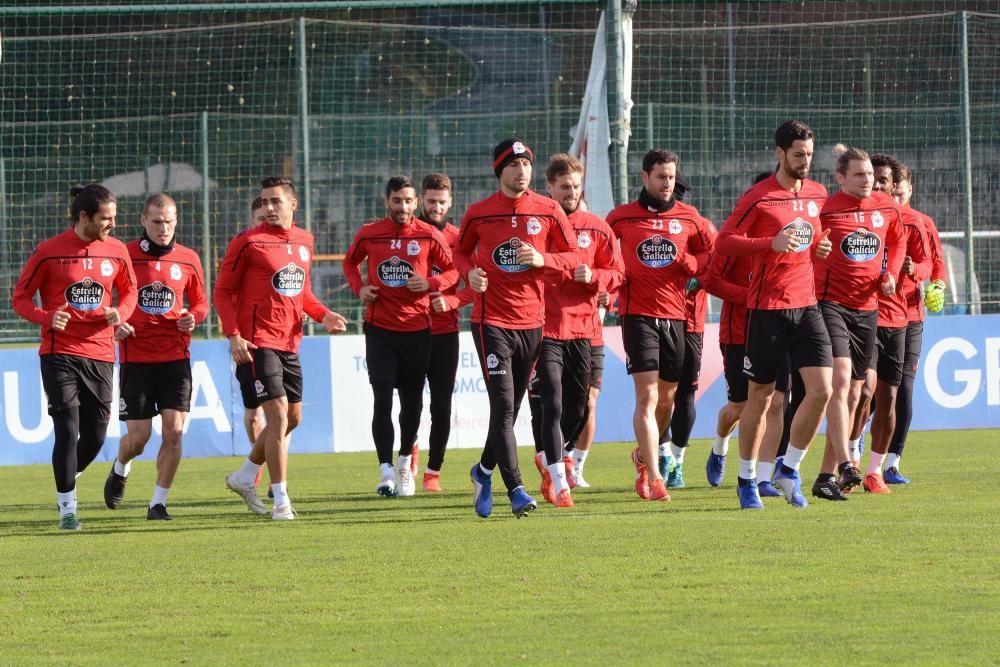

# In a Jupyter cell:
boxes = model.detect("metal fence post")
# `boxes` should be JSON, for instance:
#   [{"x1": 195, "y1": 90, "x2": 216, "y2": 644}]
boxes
[
  {"x1": 201, "y1": 110, "x2": 213, "y2": 338},
  {"x1": 958, "y1": 10, "x2": 976, "y2": 314}
]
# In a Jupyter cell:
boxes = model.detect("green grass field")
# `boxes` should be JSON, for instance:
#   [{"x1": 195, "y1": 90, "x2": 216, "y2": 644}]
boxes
[{"x1": 1, "y1": 430, "x2": 997, "y2": 666}]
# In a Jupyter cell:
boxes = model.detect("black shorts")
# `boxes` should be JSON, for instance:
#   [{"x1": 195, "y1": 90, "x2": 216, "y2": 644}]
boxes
[
  {"x1": 680, "y1": 331, "x2": 704, "y2": 390},
  {"x1": 621, "y1": 315, "x2": 685, "y2": 382},
  {"x1": 236, "y1": 348, "x2": 303, "y2": 405},
  {"x1": 39, "y1": 354, "x2": 113, "y2": 420},
  {"x1": 774, "y1": 354, "x2": 792, "y2": 394},
  {"x1": 119, "y1": 359, "x2": 192, "y2": 420},
  {"x1": 365, "y1": 323, "x2": 431, "y2": 390},
  {"x1": 721, "y1": 343, "x2": 749, "y2": 403},
  {"x1": 590, "y1": 344, "x2": 605, "y2": 390},
  {"x1": 744, "y1": 306, "x2": 832, "y2": 385},
  {"x1": 820, "y1": 301, "x2": 878, "y2": 381},
  {"x1": 902, "y1": 321, "x2": 923, "y2": 380},
  {"x1": 875, "y1": 326, "x2": 906, "y2": 387}
]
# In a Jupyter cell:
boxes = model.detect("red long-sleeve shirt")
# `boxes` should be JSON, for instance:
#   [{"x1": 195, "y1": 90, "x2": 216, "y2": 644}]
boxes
[
  {"x1": 12, "y1": 228, "x2": 137, "y2": 361},
  {"x1": 118, "y1": 240, "x2": 208, "y2": 363},
  {"x1": 213, "y1": 222, "x2": 328, "y2": 353},
  {"x1": 878, "y1": 205, "x2": 930, "y2": 328},
  {"x1": 454, "y1": 190, "x2": 579, "y2": 329},
  {"x1": 716, "y1": 175, "x2": 828, "y2": 310},
  {"x1": 684, "y1": 219, "x2": 718, "y2": 334},
  {"x1": 814, "y1": 191, "x2": 905, "y2": 311},
  {"x1": 900, "y1": 207, "x2": 946, "y2": 322},
  {"x1": 703, "y1": 252, "x2": 753, "y2": 345},
  {"x1": 608, "y1": 199, "x2": 714, "y2": 320},
  {"x1": 542, "y1": 209, "x2": 624, "y2": 340},
  {"x1": 426, "y1": 221, "x2": 462, "y2": 335},
  {"x1": 343, "y1": 217, "x2": 457, "y2": 333}
]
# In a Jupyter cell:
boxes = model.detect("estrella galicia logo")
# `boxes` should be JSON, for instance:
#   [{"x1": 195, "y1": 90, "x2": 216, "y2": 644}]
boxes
[
  {"x1": 65, "y1": 277, "x2": 105, "y2": 311},
  {"x1": 272, "y1": 263, "x2": 305, "y2": 296},
  {"x1": 636, "y1": 234, "x2": 677, "y2": 268},
  {"x1": 377, "y1": 256, "x2": 414, "y2": 287},
  {"x1": 138, "y1": 281, "x2": 177, "y2": 315},
  {"x1": 492, "y1": 237, "x2": 530, "y2": 273},
  {"x1": 840, "y1": 228, "x2": 882, "y2": 262},
  {"x1": 781, "y1": 218, "x2": 814, "y2": 253}
]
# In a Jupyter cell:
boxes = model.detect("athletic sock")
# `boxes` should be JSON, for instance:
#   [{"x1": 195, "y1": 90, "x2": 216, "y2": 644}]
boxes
[
  {"x1": 867, "y1": 452, "x2": 886, "y2": 475},
  {"x1": 237, "y1": 458, "x2": 262, "y2": 486},
  {"x1": 150, "y1": 485, "x2": 169, "y2": 508},
  {"x1": 114, "y1": 458, "x2": 131, "y2": 477},
  {"x1": 571, "y1": 448, "x2": 589, "y2": 467},
  {"x1": 848, "y1": 437, "x2": 861, "y2": 460},
  {"x1": 57, "y1": 490, "x2": 77, "y2": 517},
  {"x1": 738, "y1": 458, "x2": 756, "y2": 481},
  {"x1": 885, "y1": 453, "x2": 900, "y2": 470},
  {"x1": 397, "y1": 454, "x2": 412, "y2": 473},
  {"x1": 712, "y1": 435, "x2": 730, "y2": 456},
  {"x1": 424, "y1": 468, "x2": 440, "y2": 477},
  {"x1": 817, "y1": 472, "x2": 836, "y2": 483},
  {"x1": 658, "y1": 442, "x2": 670, "y2": 458},
  {"x1": 782, "y1": 444, "x2": 807, "y2": 471},
  {"x1": 479, "y1": 463, "x2": 493, "y2": 477},
  {"x1": 380, "y1": 462, "x2": 394, "y2": 480},
  {"x1": 270, "y1": 481, "x2": 289, "y2": 507},
  {"x1": 670, "y1": 443, "x2": 686, "y2": 464},
  {"x1": 756, "y1": 461, "x2": 775, "y2": 484},
  {"x1": 549, "y1": 462, "x2": 568, "y2": 494}
]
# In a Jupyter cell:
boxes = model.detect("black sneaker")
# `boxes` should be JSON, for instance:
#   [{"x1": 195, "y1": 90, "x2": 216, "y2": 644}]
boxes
[
  {"x1": 146, "y1": 504, "x2": 173, "y2": 521},
  {"x1": 104, "y1": 466, "x2": 128, "y2": 509},
  {"x1": 837, "y1": 464, "x2": 863, "y2": 493},
  {"x1": 812, "y1": 477, "x2": 849, "y2": 501}
]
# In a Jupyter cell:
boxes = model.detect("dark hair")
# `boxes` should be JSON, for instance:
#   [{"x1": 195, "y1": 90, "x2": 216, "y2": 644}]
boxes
[
  {"x1": 143, "y1": 193, "x2": 176, "y2": 214},
  {"x1": 260, "y1": 176, "x2": 296, "y2": 197},
  {"x1": 546, "y1": 153, "x2": 584, "y2": 183},
  {"x1": 251, "y1": 196, "x2": 265, "y2": 213},
  {"x1": 386, "y1": 175, "x2": 416, "y2": 198},
  {"x1": 69, "y1": 183, "x2": 116, "y2": 223},
  {"x1": 641, "y1": 148, "x2": 679, "y2": 174},
  {"x1": 832, "y1": 144, "x2": 871, "y2": 175},
  {"x1": 753, "y1": 170, "x2": 774, "y2": 184},
  {"x1": 774, "y1": 120, "x2": 815, "y2": 150},
  {"x1": 897, "y1": 163, "x2": 913, "y2": 184},
  {"x1": 870, "y1": 152, "x2": 902, "y2": 186},
  {"x1": 421, "y1": 173, "x2": 452, "y2": 193}
]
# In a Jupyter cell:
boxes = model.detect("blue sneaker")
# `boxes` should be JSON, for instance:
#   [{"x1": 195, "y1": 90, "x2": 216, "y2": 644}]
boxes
[
  {"x1": 884, "y1": 467, "x2": 911, "y2": 484},
  {"x1": 510, "y1": 486, "x2": 538, "y2": 518},
  {"x1": 667, "y1": 462, "x2": 685, "y2": 489},
  {"x1": 757, "y1": 480, "x2": 782, "y2": 497},
  {"x1": 706, "y1": 452, "x2": 726, "y2": 487},
  {"x1": 772, "y1": 465, "x2": 808, "y2": 508},
  {"x1": 470, "y1": 464, "x2": 493, "y2": 518},
  {"x1": 737, "y1": 478, "x2": 764, "y2": 510},
  {"x1": 772, "y1": 456, "x2": 783, "y2": 478},
  {"x1": 658, "y1": 452, "x2": 677, "y2": 480}
]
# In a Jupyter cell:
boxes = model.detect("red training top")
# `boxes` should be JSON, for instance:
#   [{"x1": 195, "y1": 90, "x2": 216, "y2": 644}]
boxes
[
  {"x1": 684, "y1": 219, "x2": 718, "y2": 334},
  {"x1": 428, "y1": 221, "x2": 462, "y2": 335},
  {"x1": 878, "y1": 205, "x2": 930, "y2": 329},
  {"x1": 900, "y1": 206, "x2": 946, "y2": 322},
  {"x1": 703, "y1": 252, "x2": 753, "y2": 345}
]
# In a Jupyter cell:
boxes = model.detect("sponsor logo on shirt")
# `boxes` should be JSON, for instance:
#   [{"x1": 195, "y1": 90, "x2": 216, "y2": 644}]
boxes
[
  {"x1": 377, "y1": 256, "x2": 414, "y2": 287},
  {"x1": 781, "y1": 218, "x2": 814, "y2": 253},
  {"x1": 668, "y1": 219, "x2": 682, "y2": 235},
  {"x1": 577, "y1": 231, "x2": 592, "y2": 249},
  {"x1": 272, "y1": 263, "x2": 306, "y2": 296},
  {"x1": 138, "y1": 281, "x2": 177, "y2": 315},
  {"x1": 492, "y1": 238, "x2": 530, "y2": 273},
  {"x1": 526, "y1": 218, "x2": 542, "y2": 236},
  {"x1": 140, "y1": 239, "x2": 150, "y2": 253},
  {"x1": 100, "y1": 259, "x2": 114, "y2": 277},
  {"x1": 636, "y1": 234, "x2": 678, "y2": 268},
  {"x1": 872, "y1": 211, "x2": 885, "y2": 228},
  {"x1": 299, "y1": 246, "x2": 310, "y2": 262},
  {"x1": 170, "y1": 264, "x2": 182, "y2": 281},
  {"x1": 406, "y1": 240, "x2": 421, "y2": 257},
  {"x1": 840, "y1": 228, "x2": 882, "y2": 262},
  {"x1": 807, "y1": 201, "x2": 819, "y2": 218},
  {"x1": 431, "y1": 264, "x2": 442, "y2": 277},
  {"x1": 65, "y1": 277, "x2": 105, "y2": 311}
]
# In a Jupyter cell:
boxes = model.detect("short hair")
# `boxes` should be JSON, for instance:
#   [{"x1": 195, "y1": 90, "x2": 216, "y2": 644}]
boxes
[
  {"x1": 69, "y1": 183, "x2": 116, "y2": 223},
  {"x1": 753, "y1": 170, "x2": 774, "y2": 184},
  {"x1": 641, "y1": 148, "x2": 679, "y2": 174},
  {"x1": 421, "y1": 173, "x2": 452, "y2": 193},
  {"x1": 251, "y1": 196, "x2": 265, "y2": 213},
  {"x1": 143, "y1": 193, "x2": 176, "y2": 215},
  {"x1": 260, "y1": 176, "x2": 296, "y2": 197},
  {"x1": 870, "y1": 153, "x2": 902, "y2": 186},
  {"x1": 832, "y1": 144, "x2": 871, "y2": 175},
  {"x1": 897, "y1": 162, "x2": 913, "y2": 184},
  {"x1": 546, "y1": 153, "x2": 584, "y2": 183},
  {"x1": 385, "y1": 175, "x2": 416, "y2": 198},
  {"x1": 774, "y1": 120, "x2": 815, "y2": 150}
]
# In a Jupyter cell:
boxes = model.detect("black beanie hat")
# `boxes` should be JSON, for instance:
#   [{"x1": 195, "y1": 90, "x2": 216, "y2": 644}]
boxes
[{"x1": 492, "y1": 139, "x2": 534, "y2": 177}]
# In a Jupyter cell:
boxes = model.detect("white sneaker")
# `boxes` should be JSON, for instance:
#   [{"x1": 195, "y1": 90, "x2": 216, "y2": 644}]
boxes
[
  {"x1": 396, "y1": 457, "x2": 415, "y2": 497},
  {"x1": 225, "y1": 472, "x2": 268, "y2": 515},
  {"x1": 574, "y1": 473, "x2": 591, "y2": 488},
  {"x1": 272, "y1": 503, "x2": 296, "y2": 520},
  {"x1": 376, "y1": 476, "x2": 398, "y2": 497}
]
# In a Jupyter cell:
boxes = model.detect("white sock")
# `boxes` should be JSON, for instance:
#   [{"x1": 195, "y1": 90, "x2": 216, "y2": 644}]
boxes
[
  {"x1": 885, "y1": 453, "x2": 900, "y2": 470},
  {"x1": 380, "y1": 463, "x2": 394, "y2": 480},
  {"x1": 712, "y1": 435, "x2": 730, "y2": 456},
  {"x1": 782, "y1": 445, "x2": 807, "y2": 470},
  {"x1": 868, "y1": 452, "x2": 886, "y2": 474},
  {"x1": 150, "y1": 485, "x2": 169, "y2": 508},
  {"x1": 670, "y1": 443, "x2": 686, "y2": 464},
  {"x1": 271, "y1": 481, "x2": 289, "y2": 507},
  {"x1": 549, "y1": 462, "x2": 568, "y2": 494},
  {"x1": 848, "y1": 437, "x2": 861, "y2": 458},
  {"x1": 479, "y1": 463, "x2": 493, "y2": 477},
  {"x1": 237, "y1": 458, "x2": 262, "y2": 486},
  {"x1": 572, "y1": 448, "x2": 589, "y2": 466},
  {"x1": 738, "y1": 458, "x2": 756, "y2": 480},
  {"x1": 397, "y1": 454, "x2": 412, "y2": 473},
  {"x1": 658, "y1": 442, "x2": 670, "y2": 457},
  {"x1": 114, "y1": 458, "x2": 131, "y2": 477},
  {"x1": 57, "y1": 490, "x2": 77, "y2": 516},
  {"x1": 425, "y1": 467, "x2": 440, "y2": 476},
  {"x1": 563, "y1": 446, "x2": 574, "y2": 460},
  {"x1": 756, "y1": 461, "x2": 775, "y2": 484}
]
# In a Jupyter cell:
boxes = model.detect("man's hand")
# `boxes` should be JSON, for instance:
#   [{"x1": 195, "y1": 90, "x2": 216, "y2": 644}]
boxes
[
  {"x1": 598, "y1": 291, "x2": 610, "y2": 307},
  {"x1": 881, "y1": 272, "x2": 896, "y2": 296},
  {"x1": 359, "y1": 285, "x2": 380, "y2": 304},
  {"x1": 114, "y1": 322, "x2": 135, "y2": 340},
  {"x1": 406, "y1": 275, "x2": 430, "y2": 293},
  {"x1": 901, "y1": 255, "x2": 915, "y2": 276},
  {"x1": 815, "y1": 229, "x2": 832, "y2": 259},
  {"x1": 924, "y1": 279, "x2": 946, "y2": 312},
  {"x1": 322, "y1": 310, "x2": 348, "y2": 334},
  {"x1": 176, "y1": 308, "x2": 196, "y2": 332},
  {"x1": 103, "y1": 306, "x2": 122, "y2": 327},
  {"x1": 468, "y1": 268, "x2": 488, "y2": 293},
  {"x1": 430, "y1": 291, "x2": 450, "y2": 313},
  {"x1": 574, "y1": 264, "x2": 593, "y2": 284},
  {"x1": 51, "y1": 303, "x2": 71, "y2": 331},
  {"x1": 516, "y1": 242, "x2": 545, "y2": 268},
  {"x1": 771, "y1": 227, "x2": 801, "y2": 253},
  {"x1": 229, "y1": 335, "x2": 257, "y2": 365}
]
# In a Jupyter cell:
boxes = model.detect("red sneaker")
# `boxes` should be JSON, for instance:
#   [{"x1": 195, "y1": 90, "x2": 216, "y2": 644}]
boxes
[
  {"x1": 422, "y1": 471, "x2": 443, "y2": 493},
  {"x1": 563, "y1": 455, "x2": 577, "y2": 489},
  {"x1": 535, "y1": 452, "x2": 555, "y2": 504},
  {"x1": 632, "y1": 447, "x2": 650, "y2": 500},
  {"x1": 410, "y1": 443, "x2": 420, "y2": 477},
  {"x1": 554, "y1": 488, "x2": 575, "y2": 508},
  {"x1": 648, "y1": 478, "x2": 671, "y2": 502},
  {"x1": 862, "y1": 472, "x2": 891, "y2": 494}
]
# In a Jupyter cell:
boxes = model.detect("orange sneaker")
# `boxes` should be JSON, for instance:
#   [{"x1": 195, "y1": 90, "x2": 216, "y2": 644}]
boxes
[
  {"x1": 631, "y1": 447, "x2": 650, "y2": 500},
  {"x1": 648, "y1": 478, "x2": 671, "y2": 501},
  {"x1": 563, "y1": 455, "x2": 577, "y2": 489},
  {"x1": 254, "y1": 465, "x2": 265, "y2": 487},
  {"x1": 554, "y1": 488, "x2": 575, "y2": 508},
  {"x1": 535, "y1": 452, "x2": 555, "y2": 504},
  {"x1": 410, "y1": 443, "x2": 420, "y2": 477},
  {"x1": 422, "y1": 471, "x2": 443, "y2": 493},
  {"x1": 862, "y1": 472, "x2": 891, "y2": 494}
]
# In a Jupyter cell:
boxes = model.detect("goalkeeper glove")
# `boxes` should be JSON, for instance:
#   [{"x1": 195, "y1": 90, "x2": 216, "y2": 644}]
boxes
[
  {"x1": 686, "y1": 277, "x2": 700, "y2": 294},
  {"x1": 924, "y1": 279, "x2": 945, "y2": 313}
]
